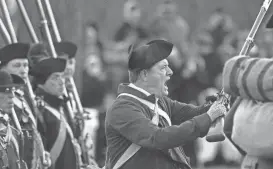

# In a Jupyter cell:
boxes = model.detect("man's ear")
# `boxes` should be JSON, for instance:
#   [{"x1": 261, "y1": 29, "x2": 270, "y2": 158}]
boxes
[{"x1": 139, "y1": 69, "x2": 149, "y2": 81}]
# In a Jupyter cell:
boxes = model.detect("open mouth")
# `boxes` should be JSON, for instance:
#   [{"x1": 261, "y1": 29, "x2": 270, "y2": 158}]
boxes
[{"x1": 164, "y1": 78, "x2": 170, "y2": 90}]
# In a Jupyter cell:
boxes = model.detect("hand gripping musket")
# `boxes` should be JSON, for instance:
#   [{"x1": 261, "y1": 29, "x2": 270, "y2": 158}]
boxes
[
  {"x1": 0, "y1": 0, "x2": 51, "y2": 168},
  {"x1": 35, "y1": 0, "x2": 97, "y2": 168},
  {"x1": 206, "y1": 0, "x2": 273, "y2": 142}
]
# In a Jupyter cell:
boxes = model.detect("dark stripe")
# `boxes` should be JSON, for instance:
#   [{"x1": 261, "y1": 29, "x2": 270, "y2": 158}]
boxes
[
  {"x1": 229, "y1": 57, "x2": 246, "y2": 96},
  {"x1": 242, "y1": 59, "x2": 259, "y2": 99},
  {"x1": 257, "y1": 61, "x2": 273, "y2": 101}
]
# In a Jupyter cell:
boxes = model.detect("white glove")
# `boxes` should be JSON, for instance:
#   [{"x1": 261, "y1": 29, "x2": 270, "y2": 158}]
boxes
[{"x1": 206, "y1": 101, "x2": 226, "y2": 123}]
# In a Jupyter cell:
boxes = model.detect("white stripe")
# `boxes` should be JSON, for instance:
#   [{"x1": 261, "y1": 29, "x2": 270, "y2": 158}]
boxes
[
  {"x1": 118, "y1": 93, "x2": 172, "y2": 126},
  {"x1": 44, "y1": 105, "x2": 75, "y2": 139},
  {"x1": 13, "y1": 97, "x2": 37, "y2": 126}
]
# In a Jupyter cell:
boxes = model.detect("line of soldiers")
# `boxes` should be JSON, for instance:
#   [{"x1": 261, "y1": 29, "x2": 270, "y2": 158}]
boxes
[{"x1": 0, "y1": 42, "x2": 96, "y2": 169}]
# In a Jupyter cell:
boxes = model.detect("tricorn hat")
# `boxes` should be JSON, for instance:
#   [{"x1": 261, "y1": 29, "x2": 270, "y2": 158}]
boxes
[
  {"x1": 29, "y1": 57, "x2": 67, "y2": 84},
  {"x1": 53, "y1": 41, "x2": 77, "y2": 59},
  {"x1": 0, "y1": 71, "x2": 25, "y2": 92},
  {"x1": 0, "y1": 43, "x2": 30, "y2": 67},
  {"x1": 128, "y1": 39, "x2": 173, "y2": 71},
  {"x1": 27, "y1": 43, "x2": 50, "y2": 68}
]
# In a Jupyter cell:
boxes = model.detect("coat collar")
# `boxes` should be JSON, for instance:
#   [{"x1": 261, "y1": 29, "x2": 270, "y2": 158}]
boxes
[
  {"x1": 117, "y1": 83, "x2": 157, "y2": 103},
  {"x1": 35, "y1": 87, "x2": 64, "y2": 109}
]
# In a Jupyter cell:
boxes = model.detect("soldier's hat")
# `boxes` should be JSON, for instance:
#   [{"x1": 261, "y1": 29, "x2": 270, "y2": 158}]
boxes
[
  {"x1": 53, "y1": 41, "x2": 77, "y2": 59},
  {"x1": 266, "y1": 14, "x2": 273, "y2": 28},
  {"x1": 128, "y1": 39, "x2": 173, "y2": 71},
  {"x1": 27, "y1": 43, "x2": 50, "y2": 68},
  {"x1": 29, "y1": 57, "x2": 66, "y2": 84},
  {"x1": 0, "y1": 43, "x2": 30, "y2": 67},
  {"x1": 0, "y1": 71, "x2": 25, "y2": 92}
]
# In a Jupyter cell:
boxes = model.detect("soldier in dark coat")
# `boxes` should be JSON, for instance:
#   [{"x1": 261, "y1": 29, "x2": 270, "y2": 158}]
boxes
[
  {"x1": 0, "y1": 71, "x2": 25, "y2": 169},
  {"x1": 105, "y1": 40, "x2": 227, "y2": 169},
  {"x1": 0, "y1": 43, "x2": 50, "y2": 169},
  {"x1": 30, "y1": 57, "x2": 82, "y2": 169}
]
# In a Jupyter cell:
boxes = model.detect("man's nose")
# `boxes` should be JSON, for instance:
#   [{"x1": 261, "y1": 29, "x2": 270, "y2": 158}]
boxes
[{"x1": 167, "y1": 67, "x2": 173, "y2": 76}]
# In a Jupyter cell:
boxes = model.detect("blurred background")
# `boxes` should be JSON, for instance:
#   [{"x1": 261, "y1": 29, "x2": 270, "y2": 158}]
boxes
[{"x1": 2, "y1": 0, "x2": 273, "y2": 168}]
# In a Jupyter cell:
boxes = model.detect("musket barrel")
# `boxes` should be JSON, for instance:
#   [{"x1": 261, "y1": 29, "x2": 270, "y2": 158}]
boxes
[
  {"x1": 16, "y1": 0, "x2": 39, "y2": 43},
  {"x1": 0, "y1": 18, "x2": 11, "y2": 44},
  {"x1": 0, "y1": 0, "x2": 17, "y2": 43},
  {"x1": 239, "y1": 1, "x2": 272, "y2": 56},
  {"x1": 44, "y1": 0, "x2": 61, "y2": 42},
  {"x1": 35, "y1": 0, "x2": 57, "y2": 58}
]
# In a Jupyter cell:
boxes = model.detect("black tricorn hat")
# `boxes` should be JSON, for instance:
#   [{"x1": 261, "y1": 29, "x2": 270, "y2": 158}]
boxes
[
  {"x1": 0, "y1": 43, "x2": 30, "y2": 67},
  {"x1": 128, "y1": 39, "x2": 173, "y2": 71},
  {"x1": 0, "y1": 71, "x2": 25, "y2": 92},
  {"x1": 53, "y1": 41, "x2": 77, "y2": 59},
  {"x1": 266, "y1": 14, "x2": 273, "y2": 28},
  {"x1": 27, "y1": 43, "x2": 50, "y2": 68},
  {"x1": 29, "y1": 57, "x2": 66, "y2": 84}
]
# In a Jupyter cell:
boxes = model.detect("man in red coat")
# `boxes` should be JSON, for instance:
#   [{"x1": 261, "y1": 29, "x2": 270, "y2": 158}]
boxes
[{"x1": 105, "y1": 39, "x2": 226, "y2": 169}]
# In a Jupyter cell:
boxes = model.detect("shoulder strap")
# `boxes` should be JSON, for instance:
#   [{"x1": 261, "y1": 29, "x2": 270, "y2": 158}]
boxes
[
  {"x1": 113, "y1": 144, "x2": 140, "y2": 169},
  {"x1": 43, "y1": 105, "x2": 67, "y2": 164},
  {"x1": 111, "y1": 93, "x2": 172, "y2": 169},
  {"x1": 44, "y1": 104, "x2": 80, "y2": 166},
  {"x1": 118, "y1": 93, "x2": 172, "y2": 126},
  {"x1": 13, "y1": 97, "x2": 37, "y2": 126}
]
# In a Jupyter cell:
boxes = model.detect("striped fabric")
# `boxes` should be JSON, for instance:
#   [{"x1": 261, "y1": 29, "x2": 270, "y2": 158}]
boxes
[{"x1": 223, "y1": 55, "x2": 273, "y2": 101}]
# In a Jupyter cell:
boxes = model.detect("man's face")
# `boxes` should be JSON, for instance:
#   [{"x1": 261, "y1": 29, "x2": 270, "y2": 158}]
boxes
[
  {"x1": 2, "y1": 59, "x2": 29, "y2": 80},
  {"x1": 59, "y1": 54, "x2": 75, "y2": 77},
  {"x1": 42, "y1": 72, "x2": 65, "y2": 97},
  {"x1": 0, "y1": 89, "x2": 14, "y2": 113},
  {"x1": 123, "y1": 0, "x2": 141, "y2": 24},
  {"x1": 145, "y1": 59, "x2": 173, "y2": 97}
]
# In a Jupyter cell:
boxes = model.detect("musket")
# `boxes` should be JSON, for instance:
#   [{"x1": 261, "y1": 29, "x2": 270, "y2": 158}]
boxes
[
  {"x1": 41, "y1": 0, "x2": 96, "y2": 166},
  {"x1": 0, "y1": 18, "x2": 11, "y2": 44},
  {"x1": 0, "y1": 0, "x2": 17, "y2": 43},
  {"x1": 10, "y1": 90, "x2": 28, "y2": 169},
  {"x1": 35, "y1": 0, "x2": 92, "y2": 168},
  {"x1": 206, "y1": 0, "x2": 273, "y2": 142},
  {"x1": 0, "y1": 0, "x2": 50, "y2": 168},
  {"x1": 15, "y1": 0, "x2": 39, "y2": 43}
]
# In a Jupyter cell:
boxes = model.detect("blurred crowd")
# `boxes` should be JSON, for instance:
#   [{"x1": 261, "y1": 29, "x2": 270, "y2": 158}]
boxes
[{"x1": 80, "y1": 0, "x2": 273, "y2": 168}]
